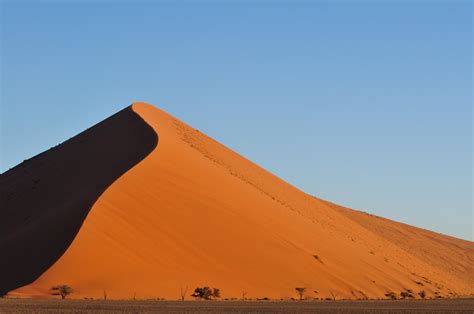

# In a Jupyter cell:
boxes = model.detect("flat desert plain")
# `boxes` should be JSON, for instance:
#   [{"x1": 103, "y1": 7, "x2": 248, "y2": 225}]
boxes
[{"x1": 0, "y1": 299, "x2": 473, "y2": 313}]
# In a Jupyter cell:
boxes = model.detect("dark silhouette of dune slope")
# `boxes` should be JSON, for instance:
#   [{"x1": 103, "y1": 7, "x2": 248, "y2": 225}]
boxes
[{"x1": 0, "y1": 106, "x2": 158, "y2": 296}]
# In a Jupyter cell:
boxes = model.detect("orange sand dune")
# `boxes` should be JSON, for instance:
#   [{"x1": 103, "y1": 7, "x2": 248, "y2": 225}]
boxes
[
  {"x1": 4, "y1": 103, "x2": 473, "y2": 300},
  {"x1": 0, "y1": 106, "x2": 157, "y2": 297}
]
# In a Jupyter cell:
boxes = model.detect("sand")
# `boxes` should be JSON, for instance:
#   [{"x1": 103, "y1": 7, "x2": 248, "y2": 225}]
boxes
[
  {"x1": 3, "y1": 102, "x2": 473, "y2": 300},
  {"x1": 0, "y1": 106, "x2": 157, "y2": 297}
]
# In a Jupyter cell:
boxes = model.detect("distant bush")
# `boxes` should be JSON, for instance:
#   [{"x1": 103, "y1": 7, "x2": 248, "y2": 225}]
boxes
[
  {"x1": 418, "y1": 290, "x2": 426, "y2": 299},
  {"x1": 256, "y1": 297, "x2": 270, "y2": 301},
  {"x1": 191, "y1": 287, "x2": 220, "y2": 300},
  {"x1": 400, "y1": 291, "x2": 413, "y2": 299},
  {"x1": 385, "y1": 291, "x2": 398, "y2": 300},
  {"x1": 51, "y1": 285, "x2": 74, "y2": 299}
]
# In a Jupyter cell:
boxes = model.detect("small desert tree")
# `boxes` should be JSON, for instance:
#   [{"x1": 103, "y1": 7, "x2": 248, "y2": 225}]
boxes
[
  {"x1": 400, "y1": 291, "x2": 412, "y2": 299},
  {"x1": 191, "y1": 287, "x2": 220, "y2": 300},
  {"x1": 180, "y1": 285, "x2": 188, "y2": 301},
  {"x1": 51, "y1": 285, "x2": 74, "y2": 299},
  {"x1": 418, "y1": 290, "x2": 426, "y2": 299},
  {"x1": 329, "y1": 291, "x2": 338, "y2": 301},
  {"x1": 295, "y1": 287, "x2": 306, "y2": 300}
]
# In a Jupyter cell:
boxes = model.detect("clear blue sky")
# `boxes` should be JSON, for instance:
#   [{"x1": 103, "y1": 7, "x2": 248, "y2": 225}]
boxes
[{"x1": 1, "y1": 1, "x2": 472, "y2": 240}]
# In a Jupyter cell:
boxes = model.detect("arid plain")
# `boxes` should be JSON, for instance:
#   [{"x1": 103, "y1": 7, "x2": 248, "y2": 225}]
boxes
[{"x1": 1, "y1": 299, "x2": 474, "y2": 314}]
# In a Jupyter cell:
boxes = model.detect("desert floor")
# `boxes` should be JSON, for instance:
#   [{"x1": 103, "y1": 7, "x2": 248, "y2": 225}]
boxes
[{"x1": 0, "y1": 299, "x2": 472, "y2": 313}]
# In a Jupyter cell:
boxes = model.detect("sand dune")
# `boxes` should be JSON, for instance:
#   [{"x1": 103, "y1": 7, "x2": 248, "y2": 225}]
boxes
[
  {"x1": 2, "y1": 103, "x2": 473, "y2": 300},
  {"x1": 0, "y1": 107, "x2": 157, "y2": 297}
]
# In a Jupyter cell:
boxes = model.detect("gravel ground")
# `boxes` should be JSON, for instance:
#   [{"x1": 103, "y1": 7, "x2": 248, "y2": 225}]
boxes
[{"x1": 0, "y1": 299, "x2": 473, "y2": 314}]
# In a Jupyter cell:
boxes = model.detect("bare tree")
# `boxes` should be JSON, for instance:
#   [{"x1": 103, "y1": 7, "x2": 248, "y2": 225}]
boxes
[
  {"x1": 295, "y1": 287, "x2": 306, "y2": 300},
  {"x1": 180, "y1": 285, "x2": 188, "y2": 301},
  {"x1": 242, "y1": 290, "x2": 248, "y2": 300},
  {"x1": 103, "y1": 290, "x2": 107, "y2": 300},
  {"x1": 51, "y1": 285, "x2": 74, "y2": 299},
  {"x1": 329, "y1": 291, "x2": 338, "y2": 301}
]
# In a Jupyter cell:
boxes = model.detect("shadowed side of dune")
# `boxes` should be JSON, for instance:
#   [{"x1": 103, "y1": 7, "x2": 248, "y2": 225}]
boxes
[{"x1": 0, "y1": 106, "x2": 158, "y2": 296}]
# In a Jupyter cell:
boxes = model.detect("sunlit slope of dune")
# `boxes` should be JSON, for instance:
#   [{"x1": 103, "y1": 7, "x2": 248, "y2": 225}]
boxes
[{"x1": 9, "y1": 103, "x2": 473, "y2": 300}]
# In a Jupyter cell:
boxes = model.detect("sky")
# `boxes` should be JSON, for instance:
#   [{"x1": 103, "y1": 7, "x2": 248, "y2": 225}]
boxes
[{"x1": 1, "y1": 1, "x2": 472, "y2": 240}]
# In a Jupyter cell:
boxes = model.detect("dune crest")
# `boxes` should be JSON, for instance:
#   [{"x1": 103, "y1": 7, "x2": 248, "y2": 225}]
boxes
[{"x1": 4, "y1": 102, "x2": 473, "y2": 300}]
